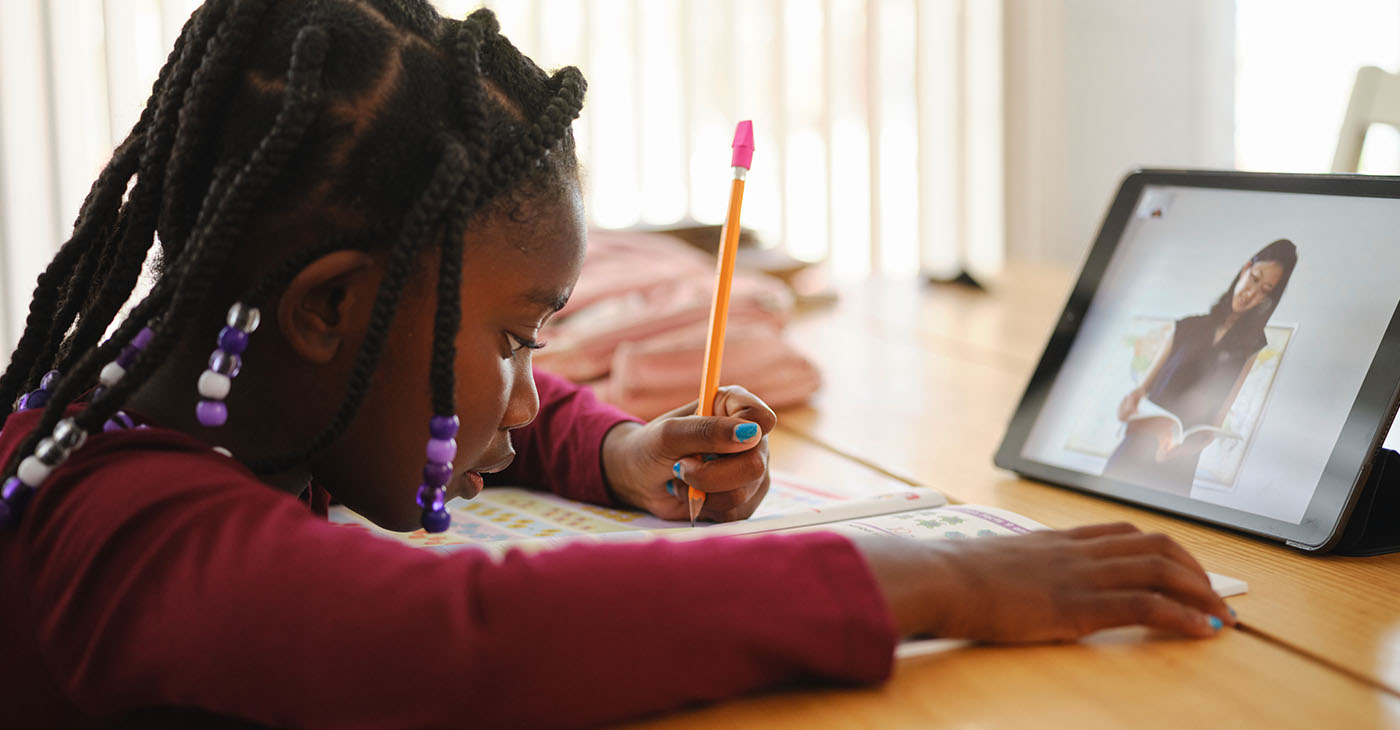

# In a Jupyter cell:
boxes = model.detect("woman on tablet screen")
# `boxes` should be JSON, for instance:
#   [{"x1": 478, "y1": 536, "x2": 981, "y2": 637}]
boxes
[{"x1": 1105, "y1": 238, "x2": 1298, "y2": 496}]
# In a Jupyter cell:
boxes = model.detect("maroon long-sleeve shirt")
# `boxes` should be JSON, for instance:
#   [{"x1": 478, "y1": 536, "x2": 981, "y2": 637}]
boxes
[{"x1": 0, "y1": 371, "x2": 896, "y2": 728}]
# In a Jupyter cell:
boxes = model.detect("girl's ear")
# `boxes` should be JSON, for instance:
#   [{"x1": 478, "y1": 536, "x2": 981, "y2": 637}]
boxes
[{"x1": 278, "y1": 250, "x2": 378, "y2": 364}]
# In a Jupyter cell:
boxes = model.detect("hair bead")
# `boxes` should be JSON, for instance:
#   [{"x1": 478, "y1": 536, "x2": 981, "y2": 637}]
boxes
[
  {"x1": 196, "y1": 303, "x2": 259, "y2": 429},
  {"x1": 17, "y1": 369, "x2": 61, "y2": 411},
  {"x1": 226, "y1": 302, "x2": 261, "y2": 332},
  {"x1": 196, "y1": 400, "x2": 228, "y2": 428},
  {"x1": 98, "y1": 362, "x2": 127, "y2": 387},
  {"x1": 420, "y1": 413, "x2": 460, "y2": 532},
  {"x1": 218, "y1": 326, "x2": 249, "y2": 354},
  {"x1": 52, "y1": 418, "x2": 86, "y2": 450},
  {"x1": 34, "y1": 438, "x2": 65, "y2": 467},
  {"x1": 197, "y1": 371, "x2": 232, "y2": 400},
  {"x1": 17, "y1": 456, "x2": 52, "y2": 487},
  {"x1": 421, "y1": 506, "x2": 450, "y2": 533}
]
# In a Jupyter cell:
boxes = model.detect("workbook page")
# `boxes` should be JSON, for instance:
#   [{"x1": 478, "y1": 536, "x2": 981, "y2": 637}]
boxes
[{"x1": 329, "y1": 473, "x2": 941, "y2": 552}]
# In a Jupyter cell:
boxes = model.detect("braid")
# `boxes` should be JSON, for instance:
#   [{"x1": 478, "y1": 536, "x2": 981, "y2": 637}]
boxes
[
  {"x1": 40, "y1": 0, "x2": 246, "y2": 394},
  {"x1": 160, "y1": 0, "x2": 276, "y2": 258},
  {"x1": 9, "y1": 23, "x2": 330, "y2": 471},
  {"x1": 0, "y1": 0, "x2": 208, "y2": 424},
  {"x1": 424, "y1": 16, "x2": 494, "y2": 418},
  {"x1": 248, "y1": 142, "x2": 471, "y2": 473}
]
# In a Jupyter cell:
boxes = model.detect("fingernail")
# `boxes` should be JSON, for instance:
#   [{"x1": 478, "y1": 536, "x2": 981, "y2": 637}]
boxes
[
  {"x1": 672, "y1": 462, "x2": 682, "y2": 477},
  {"x1": 734, "y1": 423, "x2": 759, "y2": 441},
  {"x1": 702, "y1": 453, "x2": 718, "y2": 462},
  {"x1": 1207, "y1": 615, "x2": 1223, "y2": 632},
  {"x1": 665, "y1": 480, "x2": 676, "y2": 496},
  {"x1": 1228, "y1": 606, "x2": 1237, "y2": 619}
]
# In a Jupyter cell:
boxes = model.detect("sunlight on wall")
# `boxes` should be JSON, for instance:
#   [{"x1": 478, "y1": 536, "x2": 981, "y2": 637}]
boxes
[{"x1": 1236, "y1": 0, "x2": 1400, "y2": 173}]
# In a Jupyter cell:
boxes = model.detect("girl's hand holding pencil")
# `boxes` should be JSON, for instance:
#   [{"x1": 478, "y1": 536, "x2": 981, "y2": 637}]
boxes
[{"x1": 600, "y1": 385, "x2": 776, "y2": 522}]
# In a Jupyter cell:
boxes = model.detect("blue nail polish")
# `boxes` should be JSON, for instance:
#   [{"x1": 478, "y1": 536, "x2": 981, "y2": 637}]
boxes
[
  {"x1": 1208, "y1": 615, "x2": 1223, "y2": 631},
  {"x1": 1228, "y1": 607, "x2": 1237, "y2": 619},
  {"x1": 734, "y1": 423, "x2": 759, "y2": 441},
  {"x1": 702, "y1": 453, "x2": 718, "y2": 462},
  {"x1": 665, "y1": 480, "x2": 676, "y2": 496},
  {"x1": 673, "y1": 462, "x2": 682, "y2": 477}
]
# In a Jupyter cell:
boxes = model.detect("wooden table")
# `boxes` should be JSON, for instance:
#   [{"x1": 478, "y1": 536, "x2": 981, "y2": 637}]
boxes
[{"x1": 632, "y1": 263, "x2": 1400, "y2": 728}]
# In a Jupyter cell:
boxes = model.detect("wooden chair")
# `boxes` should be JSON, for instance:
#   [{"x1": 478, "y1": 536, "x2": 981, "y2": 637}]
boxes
[{"x1": 1332, "y1": 66, "x2": 1400, "y2": 172}]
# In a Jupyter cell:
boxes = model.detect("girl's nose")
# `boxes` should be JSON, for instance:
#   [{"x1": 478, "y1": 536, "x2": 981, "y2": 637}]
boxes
[{"x1": 502, "y1": 360, "x2": 540, "y2": 431}]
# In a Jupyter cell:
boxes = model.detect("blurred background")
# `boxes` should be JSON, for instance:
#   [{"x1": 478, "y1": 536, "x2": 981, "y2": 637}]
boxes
[{"x1": 2, "y1": 0, "x2": 1400, "y2": 359}]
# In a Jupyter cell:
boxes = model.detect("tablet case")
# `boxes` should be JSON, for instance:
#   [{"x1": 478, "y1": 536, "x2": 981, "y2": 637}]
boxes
[{"x1": 1333, "y1": 448, "x2": 1400, "y2": 556}]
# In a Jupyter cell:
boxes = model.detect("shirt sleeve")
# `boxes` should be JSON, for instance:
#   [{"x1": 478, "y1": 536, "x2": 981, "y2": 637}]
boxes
[
  {"x1": 23, "y1": 434, "x2": 896, "y2": 729},
  {"x1": 487, "y1": 368, "x2": 642, "y2": 506}
]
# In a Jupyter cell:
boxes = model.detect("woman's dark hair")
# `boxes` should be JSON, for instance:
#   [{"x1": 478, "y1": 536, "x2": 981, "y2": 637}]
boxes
[
  {"x1": 0, "y1": 0, "x2": 585, "y2": 477},
  {"x1": 1207, "y1": 238, "x2": 1299, "y2": 345}
]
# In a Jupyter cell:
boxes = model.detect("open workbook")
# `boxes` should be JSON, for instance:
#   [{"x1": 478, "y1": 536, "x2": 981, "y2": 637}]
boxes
[{"x1": 329, "y1": 474, "x2": 1246, "y2": 598}]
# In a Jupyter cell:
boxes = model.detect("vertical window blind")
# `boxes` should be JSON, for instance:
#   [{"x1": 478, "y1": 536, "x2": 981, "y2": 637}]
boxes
[{"x1": 0, "y1": 0, "x2": 1005, "y2": 361}]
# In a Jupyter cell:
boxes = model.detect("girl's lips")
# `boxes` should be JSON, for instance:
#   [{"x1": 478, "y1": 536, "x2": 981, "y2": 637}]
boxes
[{"x1": 462, "y1": 471, "x2": 485, "y2": 499}]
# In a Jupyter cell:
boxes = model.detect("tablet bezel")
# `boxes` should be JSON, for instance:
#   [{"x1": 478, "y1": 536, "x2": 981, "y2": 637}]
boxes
[{"x1": 994, "y1": 169, "x2": 1400, "y2": 552}]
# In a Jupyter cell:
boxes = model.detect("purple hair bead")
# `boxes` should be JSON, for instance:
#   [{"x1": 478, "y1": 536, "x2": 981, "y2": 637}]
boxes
[
  {"x1": 2, "y1": 475, "x2": 23, "y2": 501},
  {"x1": 421, "y1": 508, "x2": 450, "y2": 533},
  {"x1": 416, "y1": 484, "x2": 447, "y2": 511},
  {"x1": 422, "y1": 461, "x2": 453, "y2": 487},
  {"x1": 1, "y1": 478, "x2": 34, "y2": 526},
  {"x1": 218, "y1": 326, "x2": 249, "y2": 355},
  {"x1": 426, "y1": 438, "x2": 457, "y2": 465},
  {"x1": 23, "y1": 390, "x2": 50, "y2": 411},
  {"x1": 196, "y1": 400, "x2": 228, "y2": 427},
  {"x1": 429, "y1": 415, "x2": 460, "y2": 439},
  {"x1": 15, "y1": 393, "x2": 29, "y2": 411},
  {"x1": 39, "y1": 370, "x2": 60, "y2": 390},
  {"x1": 132, "y1": 327, "x2": 155, "y2": 350},
  {"x1": 103, "y1": 411, "x2": 136, "y2": 432},
  {"x1": 115, "y1": 345, "x2": 141, "y2": 369}
]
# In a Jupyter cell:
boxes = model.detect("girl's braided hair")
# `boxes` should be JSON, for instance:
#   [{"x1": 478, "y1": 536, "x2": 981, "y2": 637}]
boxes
[{"x1": 0, "y1": 0, "x2": 585, "y2": 477}]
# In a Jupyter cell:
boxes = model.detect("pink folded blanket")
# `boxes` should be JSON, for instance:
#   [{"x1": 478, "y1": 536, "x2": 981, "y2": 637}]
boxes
[{"x1": 535, "y1": 229, "x2": 821, "y2": 418}]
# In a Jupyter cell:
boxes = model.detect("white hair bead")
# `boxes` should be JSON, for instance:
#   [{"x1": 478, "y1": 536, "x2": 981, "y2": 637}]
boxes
[
  {"x1": 98, "y1": 361, "x2": 126, "y2": 386},
  {"x1": 197, "y1": 370, "x2": 232, "y2": 400},
  {"x1": 17, "y1": 456, "x2": 51, "y2": 487}
]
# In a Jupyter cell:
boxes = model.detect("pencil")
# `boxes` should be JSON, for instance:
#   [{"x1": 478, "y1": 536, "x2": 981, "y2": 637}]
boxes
[{"x1": 690, "y1": 120, "x2": 755, "y2": 525}]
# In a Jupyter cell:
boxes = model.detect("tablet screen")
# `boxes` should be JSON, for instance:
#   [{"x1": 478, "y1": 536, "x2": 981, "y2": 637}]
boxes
[{"x1": 1018, "y1": 182, "x2": 1400, "y2": 527}]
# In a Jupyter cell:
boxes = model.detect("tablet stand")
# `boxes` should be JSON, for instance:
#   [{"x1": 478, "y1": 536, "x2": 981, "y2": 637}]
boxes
[{"x1": 1335, "y1": 448, "x2": 1400, "y2": 556}]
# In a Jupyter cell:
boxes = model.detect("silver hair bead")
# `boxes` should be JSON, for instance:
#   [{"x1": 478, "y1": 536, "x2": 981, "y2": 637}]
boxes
[
  {"x1": 34, "y1": 437, "x2": 66, "y2": 467},
  {"x1": 52, "y1": 418, "x2": 86, "y2": 450}
]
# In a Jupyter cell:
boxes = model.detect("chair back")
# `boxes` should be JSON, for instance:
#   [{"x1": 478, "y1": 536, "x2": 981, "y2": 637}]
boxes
[{"x1": 1332, "y1": 66, "x2": 1400, "y2": 172}]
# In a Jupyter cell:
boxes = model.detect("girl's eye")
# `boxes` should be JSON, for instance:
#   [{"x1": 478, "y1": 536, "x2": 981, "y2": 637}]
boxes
[{"x1": 506, "y1": 332, "x2": 546, "y2": 355}]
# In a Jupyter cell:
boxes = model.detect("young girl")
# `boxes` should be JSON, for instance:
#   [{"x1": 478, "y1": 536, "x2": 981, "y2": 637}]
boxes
[{"x1": 0, "y1": 2, "x2": 1234, "y2": 727}]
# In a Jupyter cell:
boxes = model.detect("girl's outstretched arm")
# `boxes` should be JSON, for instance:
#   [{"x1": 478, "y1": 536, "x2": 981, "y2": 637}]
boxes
[{"x1": 851, "y1": 522, "x2": 1236, "y2": 641}]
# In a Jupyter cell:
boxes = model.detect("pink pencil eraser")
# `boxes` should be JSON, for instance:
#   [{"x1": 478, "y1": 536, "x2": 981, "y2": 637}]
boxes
[{"x1": 730, "y1": 120, "x2": 754, "y2": 169}]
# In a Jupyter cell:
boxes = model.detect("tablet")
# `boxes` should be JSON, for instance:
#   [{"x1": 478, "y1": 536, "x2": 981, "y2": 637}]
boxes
[{"x1": 995, "y1": 170, "x2": 1400, "y2": 552}]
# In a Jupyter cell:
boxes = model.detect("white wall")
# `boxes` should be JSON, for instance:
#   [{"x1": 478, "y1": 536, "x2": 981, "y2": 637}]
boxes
[{"x1": 1004, "y1": 0, "x2": 1236, "y2": 266}]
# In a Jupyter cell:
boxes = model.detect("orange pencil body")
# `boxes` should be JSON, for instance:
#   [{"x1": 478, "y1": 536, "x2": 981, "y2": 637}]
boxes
[
  {"x1": 689, "y1": 121, "x2": 754, "y2": 524},
  {"x1": 696, "y1": 178, "x2": 746, "y2": 417}
]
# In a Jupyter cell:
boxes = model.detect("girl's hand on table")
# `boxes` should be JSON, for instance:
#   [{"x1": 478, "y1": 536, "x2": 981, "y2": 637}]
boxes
[
  {"x1": 602, "y1": 385, "x2": 776, "y2": 522},
  {"x1": 852, "y1": 522, "x2": 1236, "y2": 641}
]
